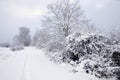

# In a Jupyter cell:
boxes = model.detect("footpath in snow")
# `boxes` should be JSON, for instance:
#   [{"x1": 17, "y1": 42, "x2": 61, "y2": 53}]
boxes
[{"x1": 0, "y1": 47, "x2": 111, "y2": 80}]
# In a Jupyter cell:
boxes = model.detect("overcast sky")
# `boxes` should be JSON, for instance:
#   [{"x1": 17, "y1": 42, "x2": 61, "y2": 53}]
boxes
[{"x1": 0, "y1": 0, "x2": 120, "y2": 43}]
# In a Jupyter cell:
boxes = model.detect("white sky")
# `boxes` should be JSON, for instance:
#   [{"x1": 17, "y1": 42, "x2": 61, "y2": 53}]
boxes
[{"x1": 0, "y1": 0, "x2": 120, "y2": 43}]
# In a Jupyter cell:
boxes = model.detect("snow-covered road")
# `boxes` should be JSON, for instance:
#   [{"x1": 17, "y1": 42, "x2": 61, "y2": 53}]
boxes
[
  {"x1": 0, "y1": 47, "x2": 111, "y2": 80},
  {"x1": 0, "y1": 47, "x2": 76, "y2": 80},
  {"x1": 22, "y1": 47, "x2": 74, "y2": 80}
]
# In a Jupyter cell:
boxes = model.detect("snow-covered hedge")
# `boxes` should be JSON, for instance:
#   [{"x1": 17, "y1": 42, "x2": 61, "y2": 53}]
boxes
[
  {"x1": 60, "y1": 32, "x2": 120, "y2": 79},
  {"x1": 10, "y1": 45, "x2": 24, "y2": 51},
  {"x1": 45, "y1": 31, "x2": 120, "y2": 79},
  {"x1": 62, "y1": 32, "x2": 113, "y2": 62}
]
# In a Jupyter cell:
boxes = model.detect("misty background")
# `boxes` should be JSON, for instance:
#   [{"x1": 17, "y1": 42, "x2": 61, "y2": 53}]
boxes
[{"x1": 0, "y1": 0, "x2": 120, "y2": 43}]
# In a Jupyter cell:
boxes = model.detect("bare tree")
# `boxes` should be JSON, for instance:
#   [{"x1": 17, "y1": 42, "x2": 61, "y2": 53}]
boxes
[{"x1": 42, "y1": 0, "x2": 89, "y2": 38}]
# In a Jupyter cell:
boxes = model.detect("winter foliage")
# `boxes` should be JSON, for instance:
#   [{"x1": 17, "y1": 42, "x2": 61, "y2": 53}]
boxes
[
  {"x1": 10, "y1": 45, "x2": 24, "y2": 51},
  {"x1": 13, "y1": 27, "x2": 31, "y2": 47},
  {"x1": 109, "y1": 28, "x2": 120, "y2": 45},
  {"x1": 33, "y1": 0, "x2": 96, "y2": 52},
  {"x1": 59, "y1": 32, "x2": 120, "y2": 80}
]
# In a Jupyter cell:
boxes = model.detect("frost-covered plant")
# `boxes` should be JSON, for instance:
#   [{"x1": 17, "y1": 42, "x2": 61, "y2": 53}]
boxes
[
  {"x1": 32, "y1": 29, "x2": 53, "y2": 48},
  {"x1": 46, "y1": 39, "x2": 66, "y2": 52},
  {"x1": 13, "y1": 27, "x2": 31, "y2": 46},
  {"x1": 32, "y1": 29, "x2": 66, "y2": 52},
  {"x1": 62, "y1": 32, "x2": 113, "y2": 63},
  {"x1": 108, "y1": 27, "x2": 120, "y2": 45},
  {"x1": 61, "y1": 32, "x2": 120, "y2": 79},
  {"x1": 10, "y1": 45, "x2": 24, "y2": 51},
  {"x1": 83, "y1": 59, "x2": 115, "y2": 79}
]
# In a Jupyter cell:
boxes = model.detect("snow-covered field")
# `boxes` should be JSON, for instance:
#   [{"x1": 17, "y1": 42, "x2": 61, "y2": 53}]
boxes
[{"x1": 0, "y1": 47, "x2": 113, "y2": 80}]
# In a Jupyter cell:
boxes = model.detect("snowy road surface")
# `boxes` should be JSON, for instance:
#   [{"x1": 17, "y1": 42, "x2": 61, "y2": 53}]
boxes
[{"x1": 0, "y1": 47, "x2": 112, "y2": 80}]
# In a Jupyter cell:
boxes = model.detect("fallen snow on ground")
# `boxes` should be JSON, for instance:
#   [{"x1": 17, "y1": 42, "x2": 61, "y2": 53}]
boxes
[
  {"x1": 0, "y1": 48, "x2": 12, "y2": 60},
  {"x1": 0, "y1": 47, "x2": 114, "y2": 80}
]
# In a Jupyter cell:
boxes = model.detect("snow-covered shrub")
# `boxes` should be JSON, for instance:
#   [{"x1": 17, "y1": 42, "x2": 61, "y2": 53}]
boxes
[
  {"x1": 10, "y1": 45, "x2": 24, "y2": 51},
  {"x1": 0, "y1": 43, "x2": 10, "y2": 48},
  {"x1": 108, "y1": 27, "x2": 120, "y2": 45},
  {"x1": 46, "y1": 40, "x2": 66, "y2": 52},
  {"x1": 61, "y1": 32, "x2": 120, "y2": 79},
  {"x1": 47, "y1": 51, "x2": 64, "y2": 64},
  {"x1": 62, "y1": 32, "x2": 112, "y2": 63},
  {"x1": 82, "y1": 51, "x2": 120, "y2": 80},
  {"x1": 83, "y1": 60, "x2": 100, "y2": 74},
  {"x1": 32, "y1": 29, "x2": 54, "y2": 48},
  {"x1": 111, "y1": 51, "x2": 120, "y2": 66},
  {"x1": 44, "y1": 36, "x2": 67, "y2": 63},
  {"x1": 83, "y1": 59, "x2": 115, "y2": 79},
  {"x1": 111, "y1": 51, "x2": 120, "y2": 80},
  {"x1": 112, "y1": 67, "x2": 120, "y2": 80}
]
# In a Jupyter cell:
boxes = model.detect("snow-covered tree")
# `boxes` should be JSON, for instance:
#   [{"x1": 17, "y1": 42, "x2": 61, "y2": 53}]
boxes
[
  {"x1": 32, "y1": 29, "x2": 53, "y2": 48},
  {"x1": 13, "y1": 27, "x2": 31, "y2": 46},
  {"x1": 32, "y1": 29, "x2": 66, "y2": 52},
  {"x1": 42, "y1": 0, "x2": 94, "y2": 38},
  {"x1": 32, "y1": 30, "x2": 41, "y2": 46},
  {"x1": 35, "y1": 0, "x2": 96, "y2": 53}
]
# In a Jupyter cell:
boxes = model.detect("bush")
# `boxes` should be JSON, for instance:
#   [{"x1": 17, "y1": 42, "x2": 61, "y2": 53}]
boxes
[
  {"x1": 111, "y1": 51, "x2": 120, "y2": 66},
  {"x1": 60, "y1": 32, "x2": 120, "y2": 79},
  {"x1": 62, "y1": 32, "x2": 112, "y2": 63},
  {"x1": 10, "y1": 45, "x2": 24, "y2": 51},
  {"x1": 111, "y1": 51, "x2": 120, "y2": 80},
  {"x1": 83, "y1": 60, "x2": 115, "y2": 79},
  {"x1": 46, "y1": 39, "x2": 66, "y2": 52}
]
